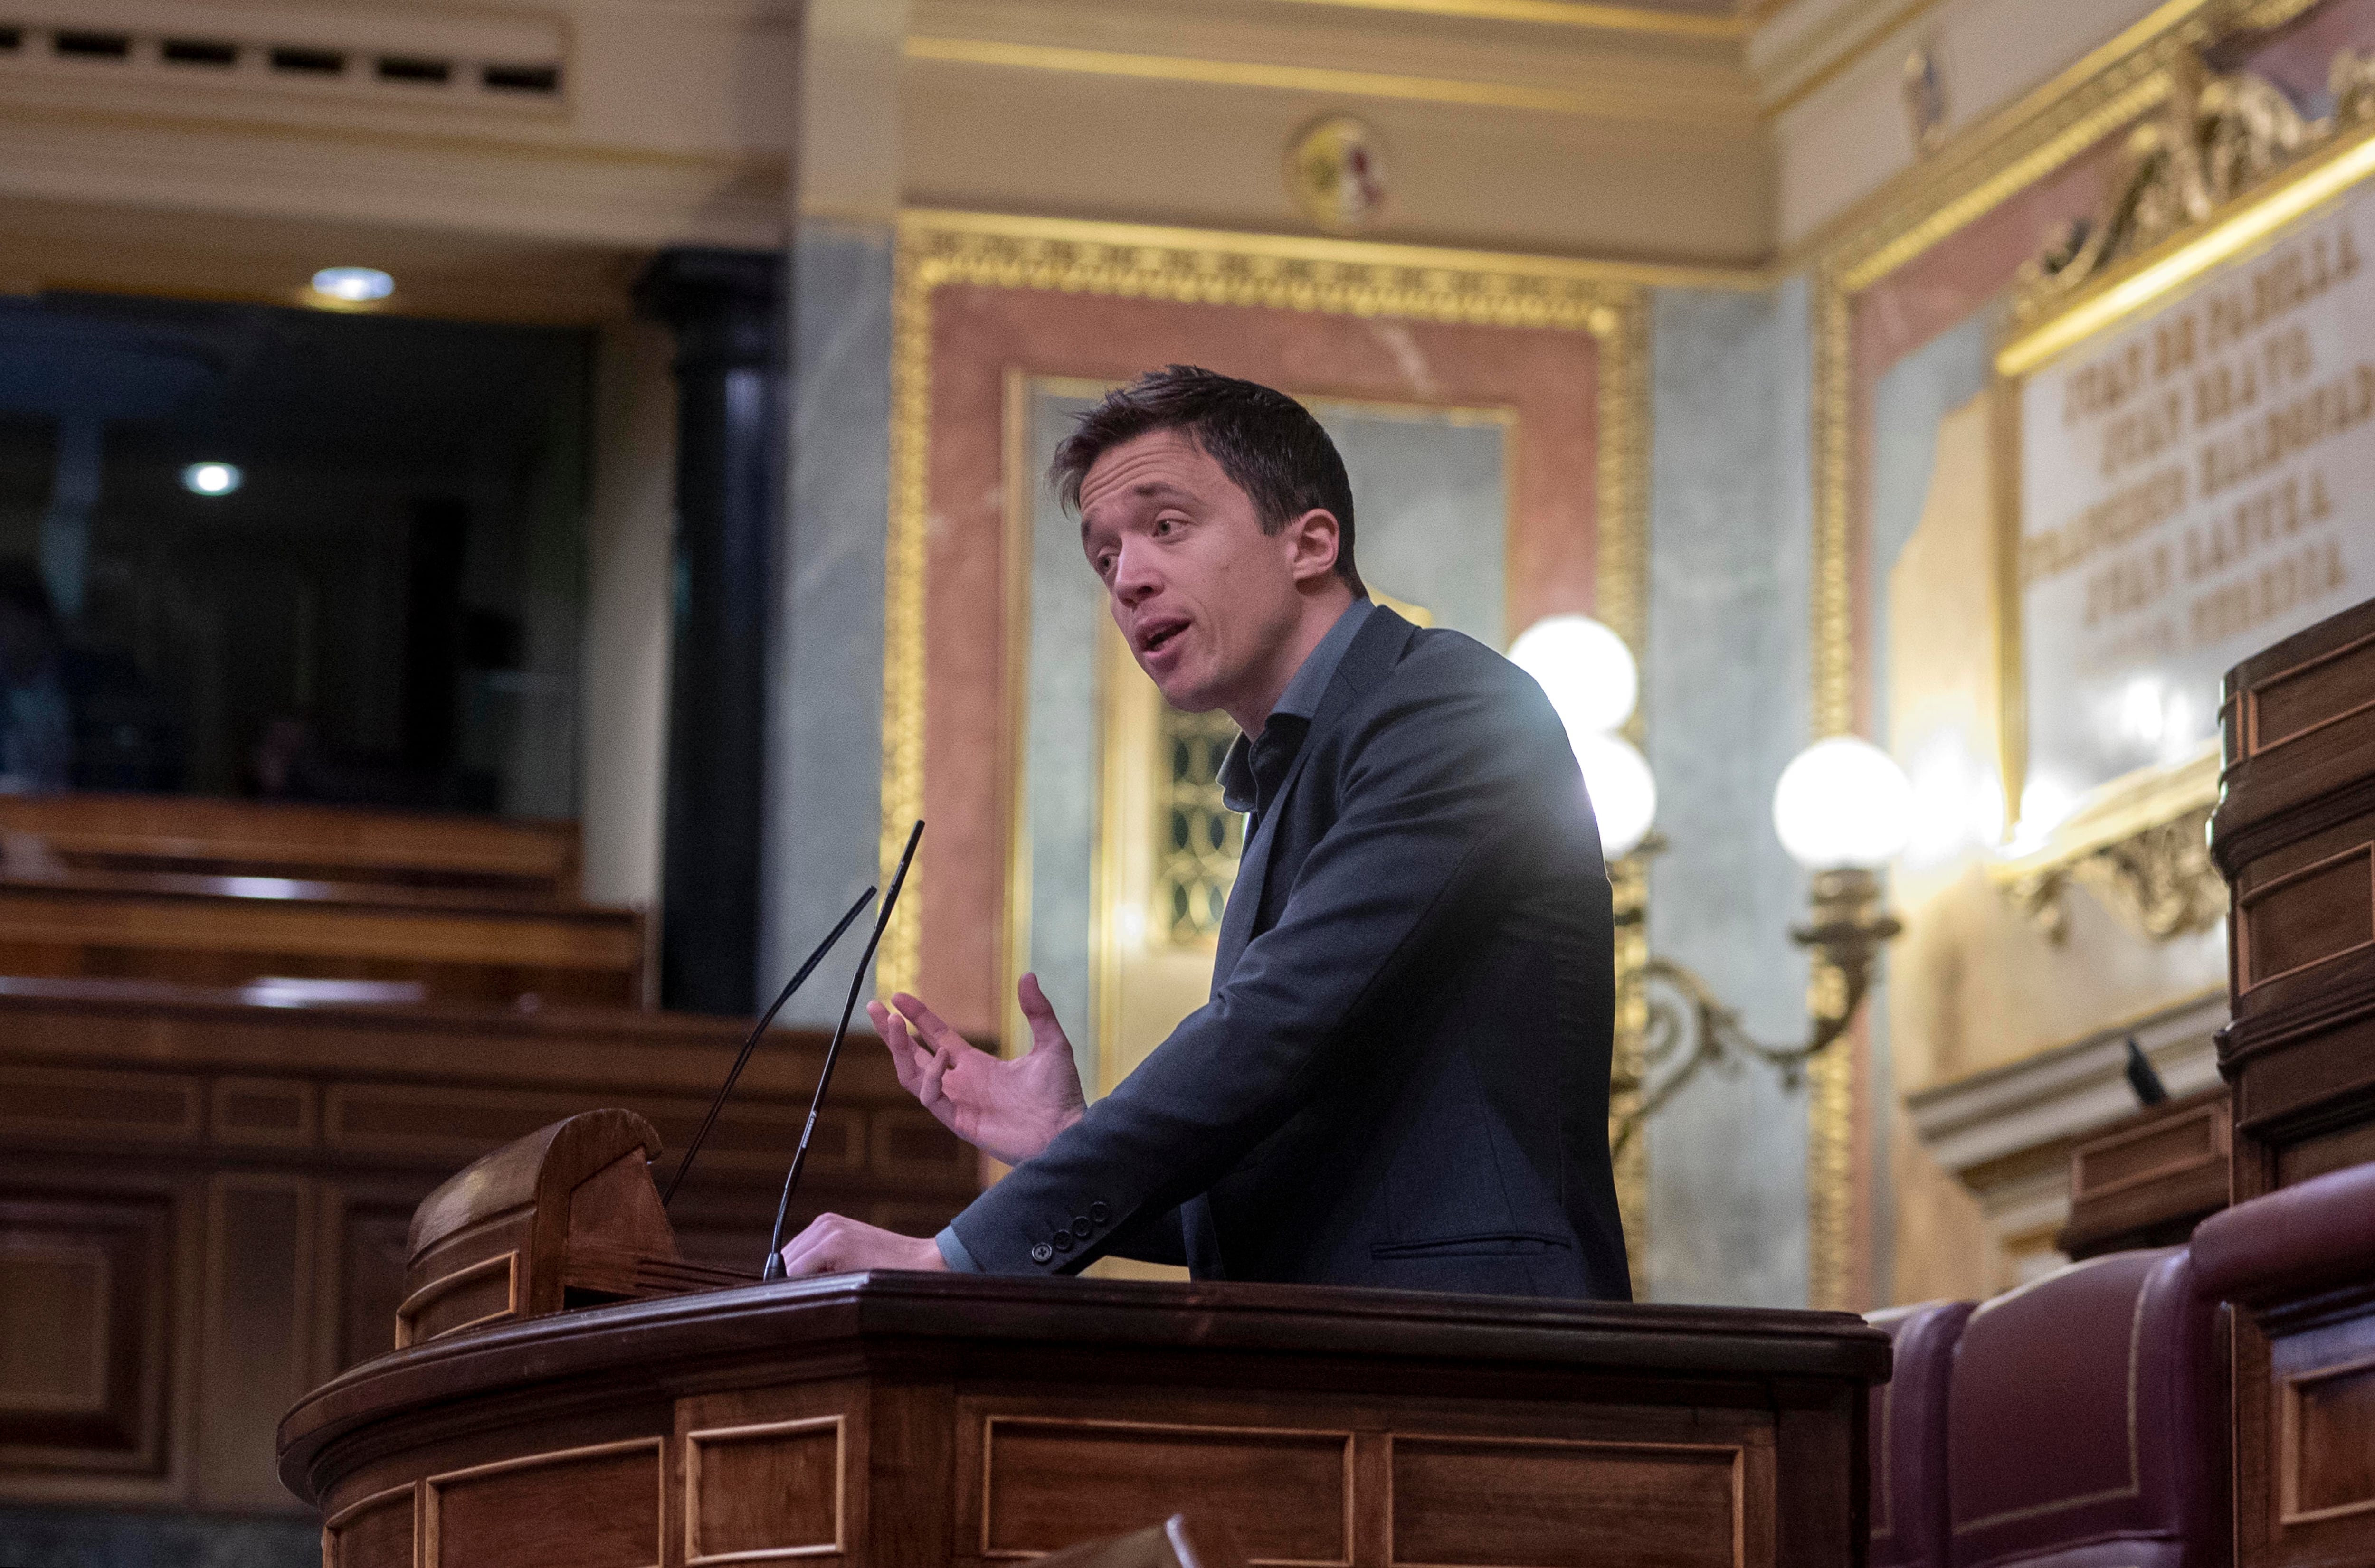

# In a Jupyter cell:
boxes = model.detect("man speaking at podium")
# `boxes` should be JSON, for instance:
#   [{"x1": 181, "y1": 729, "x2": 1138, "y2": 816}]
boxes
[{"x1": 779, "y1": 367, "x2": 1631, "y2": 1300}]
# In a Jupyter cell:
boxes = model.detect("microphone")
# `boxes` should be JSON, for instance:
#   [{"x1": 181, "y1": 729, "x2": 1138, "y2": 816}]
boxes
[
  {"x1": 762, "y1": 818, "x2": 924, "y2": 1279},
  {"x1": 662, "y1": 885, "x2": 878, "y2": 1209}
]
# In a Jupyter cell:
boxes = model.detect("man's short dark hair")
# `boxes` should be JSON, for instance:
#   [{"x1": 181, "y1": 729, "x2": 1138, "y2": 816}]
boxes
[{"x1": 1051, "y1": 366, "x2": 1366, "y2": 597}]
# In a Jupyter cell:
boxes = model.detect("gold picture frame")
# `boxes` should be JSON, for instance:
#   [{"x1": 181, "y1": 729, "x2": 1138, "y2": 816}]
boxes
[{"x1": 883, "y1": 207, "x2": 1656, "y2": 1237}]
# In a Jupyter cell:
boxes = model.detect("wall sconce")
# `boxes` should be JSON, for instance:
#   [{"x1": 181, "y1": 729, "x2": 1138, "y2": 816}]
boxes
[{"x1": 1510, "y1": 618, "x2": 1911, "y2": 1157}]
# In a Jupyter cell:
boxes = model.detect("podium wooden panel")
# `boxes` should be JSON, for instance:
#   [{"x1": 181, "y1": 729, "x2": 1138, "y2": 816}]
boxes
[
  {"x1": 2210, "y1": 592, "x2": 2375, "y2": 1568},
  {"x1": 2212, "y1": 592, "x2": 2375, "y2": 1201},
  {"x1": 280, "y1": 1272, "x2": 1888, "y2": 1568}
]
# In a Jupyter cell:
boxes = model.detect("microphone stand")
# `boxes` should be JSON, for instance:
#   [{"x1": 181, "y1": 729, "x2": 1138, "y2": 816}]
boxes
[
  {"x1": 762, "y1": 819, "x2": 924, "y2": 1279},
  {"x1": 661, "y1": 886, "x2": 878, "y2": 1210}
]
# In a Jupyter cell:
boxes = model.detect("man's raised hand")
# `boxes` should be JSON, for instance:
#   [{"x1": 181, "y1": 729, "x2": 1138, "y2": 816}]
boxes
[{"x1": 867, "y1": 974, "x2": 1086, "y2": 1168}]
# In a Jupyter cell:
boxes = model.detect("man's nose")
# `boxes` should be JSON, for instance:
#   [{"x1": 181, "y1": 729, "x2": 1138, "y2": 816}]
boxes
[{"x1": 1111, "y1": 542, "x2": 1161, "y2": 605}]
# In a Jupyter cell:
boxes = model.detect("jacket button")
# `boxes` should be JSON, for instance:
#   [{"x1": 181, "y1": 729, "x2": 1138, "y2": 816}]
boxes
[
  {"x1": 1089, "y1": 1202, "x2": 1109, "y2": 1223},
  {"x1": 1051, "y1": 1231, "x2": 1074, "y2": 1252},
  {"x1": 1030, "y1": 1243, "x2": 1054, "y2": 1264},
  {"x1": 1071, "y1": 1216, "x2": 1092, "y2": 1239}
]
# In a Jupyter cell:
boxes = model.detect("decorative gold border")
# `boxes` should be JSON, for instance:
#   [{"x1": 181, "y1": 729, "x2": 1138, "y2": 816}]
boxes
[
  {"x1": 879, "y1": 208, "x2": 1654, "y2": 1002},
  {"x1": 1998, "y1": 119, "x2": 2375, "y2": 376},
  {"x1": 1798, "y1": 0, "x2": 2237, "y2": 1310},
  {"x1": 1980, "y1": 104, "x2": 2375, "y2": 897}
]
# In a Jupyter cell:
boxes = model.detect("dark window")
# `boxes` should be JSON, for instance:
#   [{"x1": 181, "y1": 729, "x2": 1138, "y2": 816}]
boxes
[{"x1": 0, "y1": 294, "x2": 594, "y2": 815}]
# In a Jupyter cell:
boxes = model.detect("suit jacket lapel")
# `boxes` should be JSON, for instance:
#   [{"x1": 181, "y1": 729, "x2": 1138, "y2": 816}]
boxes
[{"x1": 1210, "y1": 607, "x2": 1417, "y2": 988}]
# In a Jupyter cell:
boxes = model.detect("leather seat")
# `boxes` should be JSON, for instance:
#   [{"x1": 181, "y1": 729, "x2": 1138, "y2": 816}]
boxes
[
  {"x1": 1946, "y1": 1247, "x2": 2228, "y2": 1568},
  {"x1": 1867, "y1": 1299, "x2": 1976, "y2": 1568},
  {"x1": 2191, "y1": 1160, "x2": 2375, "y2": 1307}
]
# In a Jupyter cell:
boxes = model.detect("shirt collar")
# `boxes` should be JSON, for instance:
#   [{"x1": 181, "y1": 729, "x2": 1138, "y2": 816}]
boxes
[{"x1": 1217, "y1": 597, "x2": 1375, "y2": 814}]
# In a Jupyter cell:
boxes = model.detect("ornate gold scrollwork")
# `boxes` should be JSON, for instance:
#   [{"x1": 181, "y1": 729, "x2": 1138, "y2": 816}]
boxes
[
  {"x1": 2012, "y1": 51, "x2": 2332, "y2": 326},
  {"x1": 2005, "y1": 804, "x2": 2223, "y2": 943},
  {"x1": 1608, "y1": 859, "x2": 1900, "y2": 1161}
]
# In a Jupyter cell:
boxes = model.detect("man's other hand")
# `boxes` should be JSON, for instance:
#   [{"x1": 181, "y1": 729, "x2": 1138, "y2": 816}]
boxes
[
  {"x1": 867, "y1": 974, "x2": 1087, "y2": 1167},
  {"x1": 777, "y1": 1214, "x2": 946, "y2": 1277}
]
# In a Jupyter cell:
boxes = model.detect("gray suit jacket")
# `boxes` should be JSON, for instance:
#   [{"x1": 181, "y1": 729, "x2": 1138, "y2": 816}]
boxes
[{"x1": 945, "y1": 606, "x2": 1631, "y2": 1299}]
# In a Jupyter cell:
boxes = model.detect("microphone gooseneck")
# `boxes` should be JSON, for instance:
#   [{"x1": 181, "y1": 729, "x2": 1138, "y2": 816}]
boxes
[
  {"x1": 662, "y1": 885, "x2": 878, "y2": 1210},
  {"x1": 763, "y1": 818, "x2": 924, "y2": 1279}
]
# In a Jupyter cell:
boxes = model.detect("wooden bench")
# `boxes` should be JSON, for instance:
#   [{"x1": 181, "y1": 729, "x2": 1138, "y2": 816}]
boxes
[
  {"x1": 0, "y1": 871, "x2": 645, "y2": 1007},
  {"x1": 0, "y1": 977, "x2": 981, "y2": 1516},
  {"x1": 0, "y1": 793, "x2": 582, "y2": 898}
]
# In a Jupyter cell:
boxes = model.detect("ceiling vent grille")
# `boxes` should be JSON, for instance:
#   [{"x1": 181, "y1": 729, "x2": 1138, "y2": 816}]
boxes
[{"x1": 0, "y1": 8, "x2": 567, "y2": 109}]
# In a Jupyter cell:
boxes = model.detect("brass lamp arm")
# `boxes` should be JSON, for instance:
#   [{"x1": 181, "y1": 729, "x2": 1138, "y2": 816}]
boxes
[{"x1": 1609, "y1": 869, "x2": 1900, "y2": 1160}]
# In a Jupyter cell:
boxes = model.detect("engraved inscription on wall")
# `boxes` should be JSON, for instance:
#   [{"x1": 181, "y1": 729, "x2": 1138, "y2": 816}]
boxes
[{"x1": 2018, "y1": 194, "x2": 2375, "y2": 826}]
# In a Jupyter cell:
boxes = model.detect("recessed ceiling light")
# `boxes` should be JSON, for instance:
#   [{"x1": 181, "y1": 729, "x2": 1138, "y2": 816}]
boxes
[
  {"x1": 181, "y1": 462, "x2": 242, "y2": 496},
  {"x1": 310, "y1": 266, "x2": 394, "y2": 303}
]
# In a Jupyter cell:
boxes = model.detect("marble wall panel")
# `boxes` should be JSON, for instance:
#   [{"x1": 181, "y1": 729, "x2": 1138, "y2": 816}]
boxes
[
  {"x1": 1641, "y1": 282, "x2": 1815, "y2": 1308},
  {"x1": 767, "y1": 221, "x2": 893, "y2": 1028}
]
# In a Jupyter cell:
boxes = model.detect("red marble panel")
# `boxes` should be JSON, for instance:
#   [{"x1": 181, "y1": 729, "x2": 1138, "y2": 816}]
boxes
[{"x1": 919, "y1": 281, "x2": 1603, "y2": 1034}]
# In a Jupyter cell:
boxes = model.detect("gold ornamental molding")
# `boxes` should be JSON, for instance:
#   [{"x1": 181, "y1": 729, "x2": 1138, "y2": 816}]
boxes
[
  {"x1": 878, "y1": 209, "x2": 1657, "y2": 1003},
  {"x1": 1963, "y1": 33, "x2": 2375, "y2": 952},
  {"x1": 1990, "y1": 751, "x2": 2224, "y2": 941},
  {"x1": 1798, "y1": 0, "x2": 2355, "y2": 1308},
  {"x1": 1795, "y1": 0, "x2": 2285, "y2": 1312},
  {"x1": 1999, "y1": 49, "x2": 2375, "y2": 375}
]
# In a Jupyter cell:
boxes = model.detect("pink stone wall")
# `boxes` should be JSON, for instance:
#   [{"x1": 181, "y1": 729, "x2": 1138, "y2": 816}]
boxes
[{"x1": 915, "y1": 282, "x2": 1604, "y2": 1034}]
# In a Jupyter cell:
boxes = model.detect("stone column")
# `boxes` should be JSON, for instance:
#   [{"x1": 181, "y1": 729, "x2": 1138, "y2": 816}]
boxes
[{"x1": 634, "y1": 248, "x2": 785, "y2": 1015}]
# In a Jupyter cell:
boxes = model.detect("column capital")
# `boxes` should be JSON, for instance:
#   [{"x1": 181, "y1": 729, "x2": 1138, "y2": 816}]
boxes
[{"x1": 633, "y1": 247, "x2": 784, "y2": 373}]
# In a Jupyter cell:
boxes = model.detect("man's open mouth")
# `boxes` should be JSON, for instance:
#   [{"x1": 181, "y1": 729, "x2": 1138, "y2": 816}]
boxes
[{"x1": 1139, "y1": 619, "x2": 1188, "y2": 655}]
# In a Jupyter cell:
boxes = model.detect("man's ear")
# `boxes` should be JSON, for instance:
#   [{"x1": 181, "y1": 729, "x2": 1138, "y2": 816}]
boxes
[{"x1": 1283, "y1": 508, "x2": 1341, "y2": 586}]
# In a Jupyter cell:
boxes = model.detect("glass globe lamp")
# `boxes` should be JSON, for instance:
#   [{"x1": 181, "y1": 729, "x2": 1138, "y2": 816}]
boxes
[
  {"x1": 1509, "y1": 615, "x2": 1638, "y2": 738},
  {"x1": 1575, "y1": 733, "x2": 1656, "y2": 860},
  {"x1": 1771, "y1": 736, "x2": 1915, "y2": 871}
]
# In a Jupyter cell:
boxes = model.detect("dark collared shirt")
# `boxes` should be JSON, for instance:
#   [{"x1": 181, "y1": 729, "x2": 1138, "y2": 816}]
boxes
[
  {"x1": 933, "y1": 596, "x2": 1375, "y2": 1275},
  {"x1": 1217, "y1": 597, "x2": 1376, "y2": 826}
]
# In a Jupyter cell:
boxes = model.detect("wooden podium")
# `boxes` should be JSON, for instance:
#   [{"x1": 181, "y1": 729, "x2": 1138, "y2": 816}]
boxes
[{"x1": 280, "y1": 1116, "x2": 1890, "y2": 1568}]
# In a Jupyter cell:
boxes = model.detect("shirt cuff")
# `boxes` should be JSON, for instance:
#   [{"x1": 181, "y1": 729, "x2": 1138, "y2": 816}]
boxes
[{"x1": 934, "y1": 1224, "x2": 981, "y2": 1272}]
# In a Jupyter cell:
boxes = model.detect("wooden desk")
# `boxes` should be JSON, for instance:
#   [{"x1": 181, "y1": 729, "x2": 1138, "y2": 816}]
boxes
[
  {"x1": 279, "y1": 1273, "x2": 1889, "y2": 1568},
  {"x1": 2055, "y1": 1086, "x2": 2231, "y2": 1260},
  {"x1": 2211, "y1": 592, "x2": 2375, "y2": 1198},
  {"x1": 2209, "y1": 593, "x2": 2375, "y2": 1568},
  {"x1": 0, "y1": 982, "x2": 979, "y2": 1517}
]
